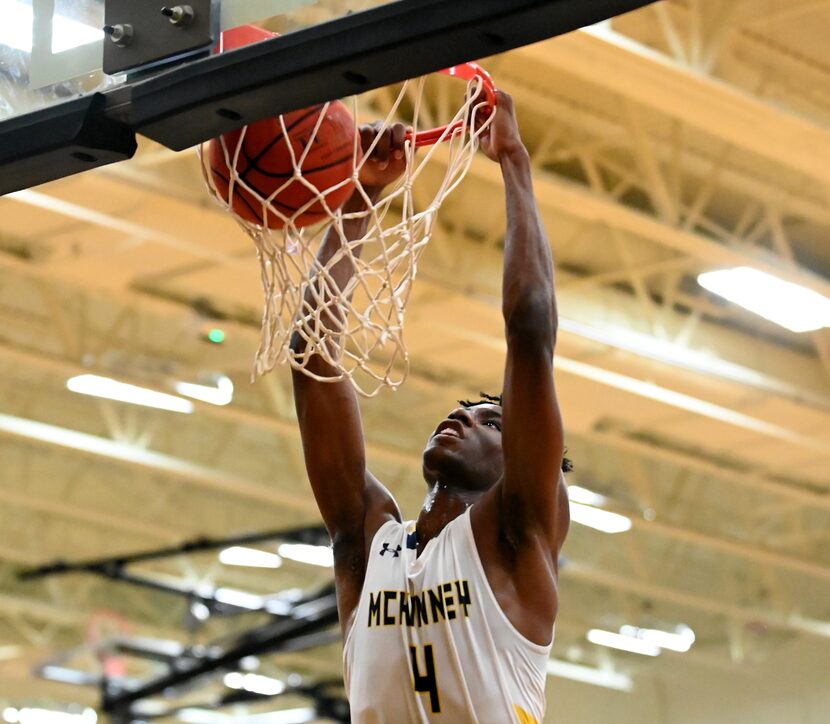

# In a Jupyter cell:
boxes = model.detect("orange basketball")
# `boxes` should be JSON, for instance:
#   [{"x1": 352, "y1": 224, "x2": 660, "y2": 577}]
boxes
[{"x1": 208, "y1": 101, "x2": 359, "y2": 229}]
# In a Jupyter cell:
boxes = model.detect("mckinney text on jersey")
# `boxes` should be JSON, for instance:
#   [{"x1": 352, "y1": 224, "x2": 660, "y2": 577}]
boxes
[{"x1": 367, "y1": 580, "x2": 472, "y2": 627}]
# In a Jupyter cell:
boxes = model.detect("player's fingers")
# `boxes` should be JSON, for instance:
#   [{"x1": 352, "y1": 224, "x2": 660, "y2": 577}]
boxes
[
  {"x1": 390, "y1": 123, "x2": 407, "y2": 159},
  {"x1": 359, "y1": 124, "x2": 377, "y2": 153},
  {"x1": 373, "y1": 127, "x2": 392, "y2": 167},
  {"x1": 494, "y1": 91, "x2": 517, "y2": 127},
  {"x1": 495, "y1": 89, "x2": 513, "y2": 110}
]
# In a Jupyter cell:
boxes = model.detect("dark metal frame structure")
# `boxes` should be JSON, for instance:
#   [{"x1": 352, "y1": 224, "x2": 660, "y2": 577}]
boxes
[
  {"x1": 0, "y1": 0, "x2": 655, "y2": 194},
  {"x1": 19, "y1": 525, "x2": 328, "y2": 613},
  {"x1": 20, "y1": 526, "x2": 347, "y2": 722}
]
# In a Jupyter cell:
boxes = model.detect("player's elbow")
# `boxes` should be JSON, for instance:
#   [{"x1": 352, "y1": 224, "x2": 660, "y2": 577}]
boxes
[{"x1": 503, "y1": 293, "x2": 557, "y2": 348}]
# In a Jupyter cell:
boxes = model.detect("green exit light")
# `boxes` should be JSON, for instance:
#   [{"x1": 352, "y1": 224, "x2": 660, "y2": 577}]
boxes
[{"x1": 207, "y1": 328, "x2": 225, "y2": 344}]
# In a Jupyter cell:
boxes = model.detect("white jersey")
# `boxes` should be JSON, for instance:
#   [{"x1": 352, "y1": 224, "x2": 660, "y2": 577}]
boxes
[{"x1": 343, "y1": 507, "x2": 553, "y2": 723}]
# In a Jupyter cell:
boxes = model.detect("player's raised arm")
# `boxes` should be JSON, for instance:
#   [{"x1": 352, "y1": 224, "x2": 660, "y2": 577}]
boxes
[
  {"x1": 289, "y1": 124, "x2": 406, "y2": 623},
  {"x1": 481, "y1": 93, "x2": 569, "y2": 554}
]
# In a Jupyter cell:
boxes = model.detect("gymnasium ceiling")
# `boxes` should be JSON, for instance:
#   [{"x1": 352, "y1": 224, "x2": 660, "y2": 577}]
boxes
[{"x1": 0, "y1": 0, "x2": 829, "y2": 719}]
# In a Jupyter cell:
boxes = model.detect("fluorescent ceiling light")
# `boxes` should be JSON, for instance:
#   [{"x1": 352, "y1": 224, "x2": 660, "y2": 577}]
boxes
[
  {"x1": 569, "y1": 502, "x2": 631, "y2": 534},
  {"x1": 213, "y1": 587, "x2": 265, "y2": 610},
  {"x1": 619, "y1": 624, "x2": 695, "y2": 653},
  {"x1": 586, "y1": 629, "x2": 661, "y2": 657},
  {"x1": 178, "y1": 709, "x2": 315, "y2": 724},
  {"x1": 190, "y1": 601, "x2": 210, "y2": 621},
  {"x1": 0, "y1": 1, "x2": 104, "y2": 53},
  {"x1": 130, "y1": 700, "x2": 169, "y2": 717},
  {"x1": 3, "y1": 709, "x2": 96, "y2": 724},
  {"x1": 698, "y1": 266, "x2": 830, "y2": 333},
  {"x1": 264, "y1": 598, "x2": 292, "y2": 616},
  {"x1": 277, "y1": 542, "x2": 334, "y2": 568},
  {"x1": 67, "y1": 374, "x2": 193, "y2": 414},
  {"x1": 546, "y1": 659, "x2": 633, "y2": 692},
  {"x1": 558, "y1": 317, "x2": 802, "y2": 399},
  {"x1": 178, "y1": 710, "x2": 229, "y2": 724},
  {"x1": 175, "y1": 375, "x2": 234, "y2": 406},
  {"x1": 567, "y1": 485, "x2": 608, "y2": 507},
  {"x1": 224, "y1": 671, "x2": 285, "y2": 696},
  {"x1": 39, "y1": 666, "x2": 99, "y2": 686},
  {"x1": 246, "y1": 709, "x2": 316, "y2": 724},
  {"x1": 219, "y1": 546, "x2": 282, "y2": 569},
  {"x1": 446, "y1": 326, "x2": 827, "y2": 452}
]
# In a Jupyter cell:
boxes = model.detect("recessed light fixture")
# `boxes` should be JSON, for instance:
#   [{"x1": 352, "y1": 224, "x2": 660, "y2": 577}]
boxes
[
  {"x1": 67, "y1": 374, "x2": 193, "y2": 414},
  {"x1": 2, "y1": 708, "x2": 97, "y2": 724},
  {"x1": 219, "y1": 546, "x2": 282, "y2": 569},
  {"x1": 175, "y1": 375, "x2": 234, "y2": 406},
  {"x1": 698, "y1": 267, "x2": 830, "y2": 333},
  {"x1": 277, "y1": 543, "x2": 334, "y2": 568},
  {"x1": 586, "y1": 629, "x2": 661, "y2": 657},
  {"x1": 567, "y1": 485, "x2": 608, "y2": 507},
  {"x1": 223, "y1": 672, "x2": 285, "y2": 696},
  {"x1": 619, "y1": 624, "x2": 695, "y2": 653},
  {"x1": 569, "y1": 502, "x2": 632, "y2": 534}
]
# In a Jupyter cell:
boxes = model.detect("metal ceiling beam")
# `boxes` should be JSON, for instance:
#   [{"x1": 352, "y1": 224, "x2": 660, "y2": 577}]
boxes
[
  {"x1": 466, "y1": 151, "x2": 830, "y2": 300},
  {"x1": 592, "y1": 430, "x2": 830, "y2": 512},
  {"x1": 0, "y1": 591, "x2": 193, "y2": 644},
  {"x1": 20, "y1": 525, "x2": 326, "y2": 580},
  {"x1": 443, "y1": 322, "x2": 830, "y2": 454},
  {"x1": 0, "y1": 593, "x2": 88, "y2": 628},
  {"x1": 501, "y1": 78, "x2": 830, "y2": 229},
  {"x1": 0, "y1": 341, "x2": 417, "y2": 470},
  {"x1": 7, "y1": 189, "x2": 244, "y2": 266},
  {"x1": 0, "y1": 670, "x2": 99, "y2": 706},
  {"x1": 564, "y1": 562, "x2": 830, "y2": 640},
  {"x1": 630, "y1": 515, "x2": 830, "y2": 584},
  {"x1": 531, "y1": 25, "x2": 830, "y2": 190},
  {"x1": 0, "y1": 412, "x2": 316, "y2": 514},
  {"x1": 0, "y1": 488, "x2": 177, "y2": 543},
  {"x1": 743, "y1": 0, "x2": 830, "y2": 26}
]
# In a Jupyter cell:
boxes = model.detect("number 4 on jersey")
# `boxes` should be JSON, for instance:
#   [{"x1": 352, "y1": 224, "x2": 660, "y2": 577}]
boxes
[{"x1": 409, "y1": 644, "x2": 441, "y2": 713}]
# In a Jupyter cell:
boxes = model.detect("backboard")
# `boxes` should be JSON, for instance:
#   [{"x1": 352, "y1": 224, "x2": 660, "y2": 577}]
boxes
[{"x1": 0, "y1": 0, "x2": 655, "y2": 194}]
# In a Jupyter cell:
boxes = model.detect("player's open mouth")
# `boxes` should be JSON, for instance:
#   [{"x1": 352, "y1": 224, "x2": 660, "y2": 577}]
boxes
[{"x1": 433, "y1": 420, "x2": 464, "y2": 439}]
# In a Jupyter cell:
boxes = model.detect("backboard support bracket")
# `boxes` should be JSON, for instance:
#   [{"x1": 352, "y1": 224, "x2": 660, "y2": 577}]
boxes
[
  {"x1": 103, "y1": 0, "x2": 219, "y2": 75},
  {"x1": 0, "y1": 94, "x2": 137, "y2": 195}
]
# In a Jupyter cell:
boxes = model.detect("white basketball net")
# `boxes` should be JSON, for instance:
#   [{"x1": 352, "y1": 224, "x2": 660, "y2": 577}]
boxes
[{"x1": 199, "y1": 74, "x2": 493, "y2": 396}]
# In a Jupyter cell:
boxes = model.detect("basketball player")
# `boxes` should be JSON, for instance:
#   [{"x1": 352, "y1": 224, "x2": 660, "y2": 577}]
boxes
[{"x1": 290, "y1": 91, "x2": 569, "y2": 723}]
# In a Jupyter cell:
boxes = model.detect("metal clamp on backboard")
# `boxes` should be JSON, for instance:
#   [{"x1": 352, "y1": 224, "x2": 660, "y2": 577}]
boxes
[{"x1": 103, "y1": 0, "x2": 218, "y2": 75}]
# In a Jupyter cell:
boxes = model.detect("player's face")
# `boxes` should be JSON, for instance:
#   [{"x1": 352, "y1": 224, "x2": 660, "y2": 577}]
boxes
[{"x1": 422, "y1": 403, "x2": 504, "y2": 491}]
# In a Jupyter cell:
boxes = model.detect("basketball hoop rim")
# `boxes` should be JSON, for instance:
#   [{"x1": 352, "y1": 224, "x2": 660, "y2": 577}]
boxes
[
  {"x1": 220, "y1": 25, "x2": 496, "y2": 150},
  {"x1": 407, "y1": 62, "x2": 497, "y2": 148}
]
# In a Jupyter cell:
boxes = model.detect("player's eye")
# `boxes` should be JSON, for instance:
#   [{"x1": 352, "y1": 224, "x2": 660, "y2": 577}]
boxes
[{"x1": 484, "y1": 420, "x2": 501, "y2": 431}]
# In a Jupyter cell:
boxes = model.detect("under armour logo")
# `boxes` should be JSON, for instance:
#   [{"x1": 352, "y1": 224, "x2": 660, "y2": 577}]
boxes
[{"x1": 380, "y1": 543, "x2": 401, "y2": 557}]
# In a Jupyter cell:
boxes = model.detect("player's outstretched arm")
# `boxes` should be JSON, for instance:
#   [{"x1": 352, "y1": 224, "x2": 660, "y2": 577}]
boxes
[
  {"x1": 481, "y1": 92, "x2": 569, "y2": 556},
  {"x1": 289, "y1": 124, "x2": 406, "y2": 623}
]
